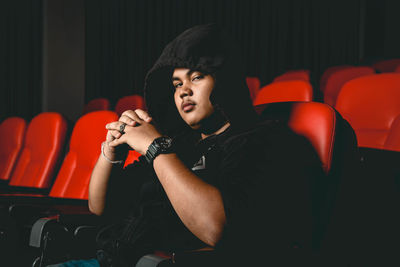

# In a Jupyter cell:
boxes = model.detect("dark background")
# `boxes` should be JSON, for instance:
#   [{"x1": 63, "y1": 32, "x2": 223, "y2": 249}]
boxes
[{"x1": 1, "y1": 0, "x2": 399, "y2": 122}]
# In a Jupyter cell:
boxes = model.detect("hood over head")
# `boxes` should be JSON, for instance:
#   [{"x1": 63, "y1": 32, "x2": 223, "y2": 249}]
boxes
[{"x1": 144, "y1": 23, "x2": 258, "y2": 137}]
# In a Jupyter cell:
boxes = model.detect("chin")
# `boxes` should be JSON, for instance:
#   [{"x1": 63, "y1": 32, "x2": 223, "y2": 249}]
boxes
[{"x1": 183, "y1": 118, "x2": 201, "y2": 129}]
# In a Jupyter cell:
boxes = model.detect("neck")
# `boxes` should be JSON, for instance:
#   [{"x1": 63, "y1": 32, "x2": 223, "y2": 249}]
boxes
[
  {"x1": 197, "y1": 105, "x2": 230, "y2": 139},
  {"x1": 201, "y1": 122, "x2": 230, "y2": 139}
]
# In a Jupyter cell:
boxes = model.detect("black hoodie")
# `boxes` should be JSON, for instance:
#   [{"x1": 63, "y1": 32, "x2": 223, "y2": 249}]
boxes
[{"x1": 144, "y1": 23, "x2": 258, "y2": 137}]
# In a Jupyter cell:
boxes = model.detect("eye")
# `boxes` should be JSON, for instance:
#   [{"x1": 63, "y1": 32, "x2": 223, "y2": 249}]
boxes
[
  {"x1": 173, "y1": 82, "x2": 182, "y2": 89},
  {"x1": 192, "y1": 74, "x2": 204, "y2": 81}
]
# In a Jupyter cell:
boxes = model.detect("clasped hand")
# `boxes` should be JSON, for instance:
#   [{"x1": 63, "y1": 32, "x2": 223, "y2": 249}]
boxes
[{"x1": 105, "y1": 109, "x2": 162, "y2": 155}]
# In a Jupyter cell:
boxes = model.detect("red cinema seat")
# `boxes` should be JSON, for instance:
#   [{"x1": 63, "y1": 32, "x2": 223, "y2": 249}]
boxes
[
  {"x1": 335, "y1": 73, "x2": 400, "y2": 149},
  {"x1": 246, "y1": 77, "x2": 261, "y2": 101},
  {"x1": 273, "y1": 69, "x2": 310, "y2": 82},
  {"x1": 253, "y1": 80, "x2": 313, "y2": 106},
  {"x1": 395, "y1": 65, "x2": 400, "y2": 73},
  {"x1": 83, "y1": 98, "x2": 111, "y2": 114},
  {"x1": 323, "y1": 66, "x2": 375, "y2": 106},
  {"x1": 8, "y1": 113, "x2": 67, "y2": 190},
  {"x1": 256, "y1": 101, "x2": 359, "y2": 261},
  {"x1": 319, "y1": 65, "x2": 351, "y2": 93},
  {"x1": 0, "y1": 117, "x2": 26, "y2": 182},
  {"x1": 256, "y1": 102, "x2": 355, "y2": 174},
  {"x1": 115, "y1": 95, "x2": 146, "y2": 117},
  {"x1": 48, "y1": 111, "x2": 118, "y2": 200},
  {"x1": 372, "y1": 58, "x2": 400, "y2": 73}
]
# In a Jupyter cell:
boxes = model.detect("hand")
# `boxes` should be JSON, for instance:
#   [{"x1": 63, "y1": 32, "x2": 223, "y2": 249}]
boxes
[{"x1": 106, "y1": 109, "x2": 162, "y2": 155}]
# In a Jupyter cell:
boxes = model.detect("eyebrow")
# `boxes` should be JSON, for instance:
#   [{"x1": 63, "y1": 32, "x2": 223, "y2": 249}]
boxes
[{"x1": 172, "y1": 69, "x2": 196, "y2": 81}]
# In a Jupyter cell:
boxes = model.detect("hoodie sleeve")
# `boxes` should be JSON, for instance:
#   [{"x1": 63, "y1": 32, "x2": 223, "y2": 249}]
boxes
[{"x1": 215, "y1": 131, "x2": 271, "y2": 222}]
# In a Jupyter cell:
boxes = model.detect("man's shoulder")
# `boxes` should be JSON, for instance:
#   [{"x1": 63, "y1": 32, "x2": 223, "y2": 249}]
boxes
[{"x1": 221, "y1": 120, "x2": 291, "y2": 147}]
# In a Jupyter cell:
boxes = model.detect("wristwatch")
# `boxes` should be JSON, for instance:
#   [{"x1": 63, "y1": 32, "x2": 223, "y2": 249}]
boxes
[{"x1": 145, "y1": 136, "x2": 174, "y2": 164}]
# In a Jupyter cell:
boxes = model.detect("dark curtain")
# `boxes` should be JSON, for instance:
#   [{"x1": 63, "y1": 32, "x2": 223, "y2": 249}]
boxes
[
  {"x1": 0, "y1": 0, "x2": 43, "y2": 121},
  {"x1": 84, "y1": 0, "x2": 364, "y2": 105}
]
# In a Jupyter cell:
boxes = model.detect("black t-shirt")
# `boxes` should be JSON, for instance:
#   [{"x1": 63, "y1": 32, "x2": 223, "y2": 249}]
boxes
[{"x1": 97, "y1": 120, "x2": 324, "y2": 266}]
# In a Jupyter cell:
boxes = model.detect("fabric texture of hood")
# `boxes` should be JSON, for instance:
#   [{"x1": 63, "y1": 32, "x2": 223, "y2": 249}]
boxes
[{"x1": 144, "y1": 23, "x2": 258, "y2": 137}]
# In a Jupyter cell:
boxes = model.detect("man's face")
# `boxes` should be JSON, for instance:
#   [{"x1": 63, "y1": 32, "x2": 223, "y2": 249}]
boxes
[{"x1": 172, "y1": 68, "x2": 215, "y2": 129}]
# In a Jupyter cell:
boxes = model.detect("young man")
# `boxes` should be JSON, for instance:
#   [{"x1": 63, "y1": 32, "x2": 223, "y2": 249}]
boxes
[{"x1": 55, "y1": 24, "x2": 322, "y2": 267}]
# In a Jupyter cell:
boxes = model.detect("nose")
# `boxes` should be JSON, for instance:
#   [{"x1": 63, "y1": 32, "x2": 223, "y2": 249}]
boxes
[{"x1": 179, "y1": 83, "x2": 193, "y2": 98}]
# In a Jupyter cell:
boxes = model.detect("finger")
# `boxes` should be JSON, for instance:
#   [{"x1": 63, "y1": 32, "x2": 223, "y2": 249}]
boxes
[
  {"x1": 106, "y1": 121, "x2": 127, "y2": 132},
  {"x1": 119, "y1": 114, "x2": 138, "y2": 127},
  {"x1": 105, "y1": 121, "x2": 120, "y2": 131},
  {"x1": 106, "y1": 131, "x2": 116, "y2": 142},
  {"x1": 121, "y1": 110, "x2": 145, "y2": 124},
  {"x1": 110, "y1": 130, "x2": 122, "y2": 139},
  {"x1": 106, "y1": 123, "x2": 126, "y2": 139},
  {"x1": 134, "y1": 109, "x2": 152, "y2": 122},
  {"x1": 109, "y1": 136, "x2": 124, "y2": 147}
]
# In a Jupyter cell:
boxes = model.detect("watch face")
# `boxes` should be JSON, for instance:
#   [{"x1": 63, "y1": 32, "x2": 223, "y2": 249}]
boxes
[
  {"x1": 145, "y1": 136, "x2": 173, "y2": 163},
  {"x1": 158, "y1": 137, "x2": 172, "y2": 152},
  {"x1": 160, "y1": 137, "x2": 172, "y2": 147}
]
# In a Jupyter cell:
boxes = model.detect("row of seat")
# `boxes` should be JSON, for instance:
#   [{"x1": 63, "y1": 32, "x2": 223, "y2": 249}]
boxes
[
  {"x1": 250, "y1": 72, "x2": 400, "y2": 152},
  {"x1": 83, "y1": 94, "x2": 146, "y2": 116},
  {"x1": 3, "y1": 72, "x2": 399, "y2": 192},
  {"x1": 83, "y1": 58, "x2": 400, "y2": 122},
  {"x1": 247, "y1": 58, "x2": 400, "y2": 106},
  {"x1": 0, "y1": 111, "x2": 142, "y2": 199}
]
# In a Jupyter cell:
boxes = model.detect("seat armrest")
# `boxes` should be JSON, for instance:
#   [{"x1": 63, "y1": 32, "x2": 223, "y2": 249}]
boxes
[
  {"x1": 135, "y1": 248, "x2": 214, "y2": 267},
  {"x1": 29, "y1": 216, "x2": 68, "y2": 248},
  {"x1": 136, "y1": 254, "x2": 171, "y2": 267}
]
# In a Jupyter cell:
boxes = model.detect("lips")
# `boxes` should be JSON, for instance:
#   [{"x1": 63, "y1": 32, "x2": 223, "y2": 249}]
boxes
[{"x1": 181, "y1": 101, "x2": 195, "y2": 112}]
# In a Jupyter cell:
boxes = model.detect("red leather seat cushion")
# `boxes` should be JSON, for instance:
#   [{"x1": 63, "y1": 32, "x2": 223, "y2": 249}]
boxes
[
  {"x1": 0, "y1": 117, "x2": 26, "y2": 181},
  {"x1": 8, "y1": 113, "x2": 67, "y2": 189},
  {"x1": 372, "y1": 59, "x2": 400, "y2": 73},
  {"x1": 49, "y1": 111, "x2": 118, "y2": 199},
  {"x1": 115, "y1": 95, "x2": 146, "y2": 116},
  {"x1": 273, "y1": 69, "x2": 310, "y2": 82},
  {"x1": 256, "y1": 102, "x2": 336, "y2": 174},
  {"x1": 335, "y1": 73, "x2": 400, "y2": 149},
  {"x1": 253, "y1": 80, "x2": 313, "y2": 106},
  {"x1": 285, "y1": 103, "x2": 336, "y2": 173},
  {"x1": 384, "y1": 115, "x2": 400, "y2": 152},
  {"x1": 319, "y1": 65, "x2": 351, "y2": 93},
  {"x1": 246, "y1": 77, "x2": 261, "y2": 101},
  {"x1": 323, "y1": 66, "x2": 375, "y2": 106},
  {"x1": 83, "y1": 98, "x2": 111, "y2": 114}
]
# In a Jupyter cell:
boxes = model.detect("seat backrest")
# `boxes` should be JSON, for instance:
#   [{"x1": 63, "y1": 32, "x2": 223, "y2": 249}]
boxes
[
  {"x1": 0, "y1": 117, "x2": 26, "y2": 181},
  {"x1": 395, "y1": 65, "x2": 400, "y2": 73},
  {"x1": 273, "y1": 69, "x2": 310, "y2": 83},
  {"x1": 8, "y1": 113, "x2": 67, "y2": 189},
  {"x1": 253, "y1": 80, "x2": 313, "y2": 106},
  {"x1": 384, "y1": 115, "x2": 400, "y2": 152},
  {"x1": 255, "y1": 102, "x2": 337, "y2": 173},
  {"x1": 83, "y1": 98, "x2": 111, "y2": 114},
  {"x1": 256, "y1": 101, "x2": 359, "y2": 252},
  {"x1": 49, "y1": 111, "x2": 118, "y2": 199},
  {"x1": 372, "y1": 58, "x2": 400, "y2": 73},
  {"x1": 246, "y1": 77, "x2": 261, "y2": 101},
  {"x1": 335, "y1": 73, "x2": 400, "y2": 149},
  {"x1": 319, "y1": 65, "x2": 352, "y2": 93},
  {"x1": 115, "y1": 95, "x2": 146, "y2": 116},
  {"x1": 323, "y1": 66, "x2": 375, "y2": 106}
]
